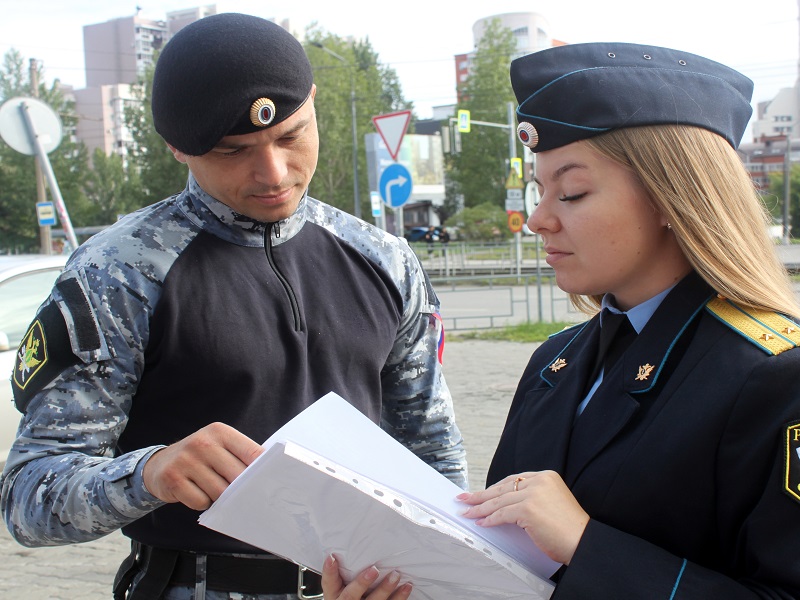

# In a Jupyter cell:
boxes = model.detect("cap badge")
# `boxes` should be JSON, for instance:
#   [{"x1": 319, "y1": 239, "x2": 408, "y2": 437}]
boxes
[
  {"x1": 250, "y1": 98, "x2": 276, "y2": 127},
  {"x1": 517, "y1": 122, "x2": 539, "y2": 149}
]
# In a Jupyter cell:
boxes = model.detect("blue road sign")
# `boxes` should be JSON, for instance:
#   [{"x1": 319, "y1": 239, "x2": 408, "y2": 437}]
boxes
[{"x1": 379, "y1": 163, "x2": 412, "y2": 208}]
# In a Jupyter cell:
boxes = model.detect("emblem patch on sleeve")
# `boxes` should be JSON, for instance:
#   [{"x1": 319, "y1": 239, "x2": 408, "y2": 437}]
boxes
[
  {"x1": 13, "y1": 320, "x2": 48, "y2": 390},
  {"x1": 11, "y1": 300, "x2": 79, "y2": 413},
  {"x1": 785, "y1": 421, "x2": 800, "y2": 504}
]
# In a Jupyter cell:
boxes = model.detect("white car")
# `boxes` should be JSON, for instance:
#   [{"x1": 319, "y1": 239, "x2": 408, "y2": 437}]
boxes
[{"x1": 0, "y1": 254, "x2": 67, "y2": 466}]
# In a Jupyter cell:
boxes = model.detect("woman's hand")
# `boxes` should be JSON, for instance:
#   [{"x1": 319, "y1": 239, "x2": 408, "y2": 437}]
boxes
[
  {"x1": 321, "y1": 554, "x2": 412, "y2": 600},
  {"x1": 457, "y1": 470, "x2": 589, "y2": 565}
]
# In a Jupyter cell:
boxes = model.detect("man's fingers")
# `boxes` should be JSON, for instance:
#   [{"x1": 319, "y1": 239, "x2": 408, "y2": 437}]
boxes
[
  {"x1": 213, "y1": 422, "x2": 265, "y2": 466},
  {"x1": 143, "y1": 422, "x2": 261, "y2": 505}
]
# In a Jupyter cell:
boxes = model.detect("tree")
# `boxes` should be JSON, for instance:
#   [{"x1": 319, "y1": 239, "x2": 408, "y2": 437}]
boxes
[
  {"x1": 445, "y1": 202, "x2": 511, "y2": 241},
  {"x1": 0, "y1": 49, "x2": 92, "y2": 253},
  {"x1": 124, "y1": 59, "x2": 188, "y2": 208},
  {"x1": 767, "y1": 165, "x2": 800, "y2": 240},
  {"x1": 304, "y1": 28, "x2": 412, "y2": 218},
  {"x1": 445, "y1": 19, "x2": 517, "y2": 220},
  {"x1": 82, "y1": 148, "x2": 142, "y2": 225}
]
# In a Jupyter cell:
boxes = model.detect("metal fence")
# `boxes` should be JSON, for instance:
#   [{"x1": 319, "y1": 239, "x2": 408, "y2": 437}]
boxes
[
  {"x1": 408, "y1": 240, "x2": 584, "y2": 331},
  {"x1": 430, "y1": 273, "x2": 583, "y2": 331},
  {"x1": 410, "y1": 240, "x2": 543, "y2": 278}
]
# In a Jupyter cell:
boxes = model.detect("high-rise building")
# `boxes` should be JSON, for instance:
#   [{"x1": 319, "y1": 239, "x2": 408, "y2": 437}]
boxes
[
  {"x1": 73, "y1": 84, "x2": 135, "y2": 159},
  {"x1": 74, "y1": 5, "x2": 297, "y2": 159},
  {"x1": 453, "y1": 13, "x2": 562, "y2": 105},
  {"x1": 83, "y1": 14, "x2": 168, "y2": 88},
  {"x1": 167, "y1": 5, "x2": 217, "y2": 36}
]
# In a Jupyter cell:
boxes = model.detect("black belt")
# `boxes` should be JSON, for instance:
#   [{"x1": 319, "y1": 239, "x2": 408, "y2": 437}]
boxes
[{"x1": 114, "y1": 540, "x2": 323, "y2": 598}]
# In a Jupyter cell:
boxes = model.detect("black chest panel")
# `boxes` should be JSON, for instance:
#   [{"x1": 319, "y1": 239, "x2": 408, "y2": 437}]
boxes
[{"x1": 120, "y1": 224, "x2": 403, "y2": 551}]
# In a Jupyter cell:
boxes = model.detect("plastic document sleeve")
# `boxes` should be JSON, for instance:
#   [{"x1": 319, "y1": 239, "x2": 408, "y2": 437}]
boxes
[{"x1": 198, "y1": 392, "x2": 557, "y2": 600}]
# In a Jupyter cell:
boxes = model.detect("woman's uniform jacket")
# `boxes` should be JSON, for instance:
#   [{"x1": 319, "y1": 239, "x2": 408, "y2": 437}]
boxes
[{"x1": 487, "y1": 271, "x2": 800, "y2": 599}]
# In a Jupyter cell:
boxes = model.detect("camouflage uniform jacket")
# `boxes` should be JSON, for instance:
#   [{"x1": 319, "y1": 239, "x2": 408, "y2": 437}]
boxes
[{"x1": 1, "y1": 175, "x2": 467, "y2": 548}]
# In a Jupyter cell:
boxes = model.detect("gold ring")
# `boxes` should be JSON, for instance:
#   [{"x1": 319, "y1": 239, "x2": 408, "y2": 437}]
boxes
[{"x1": 513, "y1": 476, "x2": 524, "y2": 492}]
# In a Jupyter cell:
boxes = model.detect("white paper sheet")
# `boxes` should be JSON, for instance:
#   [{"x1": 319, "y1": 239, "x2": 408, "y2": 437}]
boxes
[{"x1": 199, "y1": 392, "x2": 558, "y2": 599}]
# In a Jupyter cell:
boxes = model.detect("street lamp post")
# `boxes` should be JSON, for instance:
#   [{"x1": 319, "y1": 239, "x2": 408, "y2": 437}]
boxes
[
  {"x1": 784, "y1": 123, "x2": 794, "y2": 245},
  {"x1": 311, "y1": 43, "x2": 361, "y2": 219}
]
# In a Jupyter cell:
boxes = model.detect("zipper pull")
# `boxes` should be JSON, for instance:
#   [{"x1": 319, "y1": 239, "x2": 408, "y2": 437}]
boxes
[{"x1": 274, "y1": 222, "x2": 281, "y2": 238}]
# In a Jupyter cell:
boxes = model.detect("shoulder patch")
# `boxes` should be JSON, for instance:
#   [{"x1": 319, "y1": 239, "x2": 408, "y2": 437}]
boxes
[
  {"x1": 705, "y1": 297, "x2": 800, "y2": 355},
  {"x1": 784, "y1": 421, "x2": 800, "y2": 504},
  {"x1": 12, "y1": 300, "x2": 80, "y2": 413}
]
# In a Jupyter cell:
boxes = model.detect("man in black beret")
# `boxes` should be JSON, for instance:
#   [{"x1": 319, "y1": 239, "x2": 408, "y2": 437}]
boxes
[{"x1": 1, "y1": 12, "x2": 466, "y2": 600}]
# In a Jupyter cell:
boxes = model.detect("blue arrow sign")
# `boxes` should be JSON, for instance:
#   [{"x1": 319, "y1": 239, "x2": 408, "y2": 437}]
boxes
[{"x1": 379, "y1": 163, "x2": 412, "y2": 208}]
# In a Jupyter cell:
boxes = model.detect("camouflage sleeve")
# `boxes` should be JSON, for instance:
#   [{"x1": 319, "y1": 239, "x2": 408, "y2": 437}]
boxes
[
  {"x1": 0, "y1": 264, "x2": 166, "y2": 547},
  {"x1": 380, "y1": 244, "x2": 468, "y2": 490}
]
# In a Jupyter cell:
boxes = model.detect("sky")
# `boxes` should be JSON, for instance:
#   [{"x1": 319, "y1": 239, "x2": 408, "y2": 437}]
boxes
[{"x1": 0, "y1": 0, "x2": 797, "y2": 140}]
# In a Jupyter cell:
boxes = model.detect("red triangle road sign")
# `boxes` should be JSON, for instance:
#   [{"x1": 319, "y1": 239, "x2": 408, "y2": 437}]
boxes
[{"x1": 372, "y1": 110, "x2": 411, "y2": 161}]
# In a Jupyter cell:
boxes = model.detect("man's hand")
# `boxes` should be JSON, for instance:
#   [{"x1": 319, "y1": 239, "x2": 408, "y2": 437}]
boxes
[{"x1": 142, "y1": 422, "x2": 264, "y2": 510}]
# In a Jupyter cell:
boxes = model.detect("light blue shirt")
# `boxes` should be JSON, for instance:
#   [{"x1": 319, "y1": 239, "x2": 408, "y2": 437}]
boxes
[{"x1": 576, "y1": 285, "x2": 676, "y2": 416}]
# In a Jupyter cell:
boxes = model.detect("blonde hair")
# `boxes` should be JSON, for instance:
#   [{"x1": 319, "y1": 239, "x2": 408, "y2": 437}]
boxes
[{"x1": 569, "y1": 125, "x2": 800, "y2": 319}]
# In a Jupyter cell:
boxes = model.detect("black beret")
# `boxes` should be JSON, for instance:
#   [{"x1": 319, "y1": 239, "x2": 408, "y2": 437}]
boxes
[
  {"x1": 152, "y1": 13, "x2": 314, "y2": 156},
  {"x1": 511, "y1": 42, "x2": 754, "y2": 152}
]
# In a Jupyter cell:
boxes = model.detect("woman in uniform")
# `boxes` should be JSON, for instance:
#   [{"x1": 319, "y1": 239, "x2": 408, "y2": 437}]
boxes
[
  {"x1": 322, "y1": 42, "x2": 800, "y2": 599},
  {"x1": 458, "y1": 42, "x2": 800, "y2": 599}
]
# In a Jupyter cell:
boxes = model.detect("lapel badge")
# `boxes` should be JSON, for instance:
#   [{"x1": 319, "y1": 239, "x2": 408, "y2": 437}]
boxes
[
  {"x1": 635, "y1": 363, "x2": 655, "y2": 381},
  {"x1": 549, "y1": 358, "x2": 567, "y2": 372},
  {"x1": 250, "y1": 98, "x2": 276, "y2": 127}
]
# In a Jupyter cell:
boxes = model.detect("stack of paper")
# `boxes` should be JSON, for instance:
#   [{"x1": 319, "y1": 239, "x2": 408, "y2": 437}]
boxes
[{"x1": 199, "y1": 392, "x2": 558, "y2": 600}]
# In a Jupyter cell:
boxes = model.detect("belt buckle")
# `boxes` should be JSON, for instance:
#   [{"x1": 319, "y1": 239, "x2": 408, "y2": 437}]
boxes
[{"x1": 297, "y1": 565, "x2": 323, "y2": 600}]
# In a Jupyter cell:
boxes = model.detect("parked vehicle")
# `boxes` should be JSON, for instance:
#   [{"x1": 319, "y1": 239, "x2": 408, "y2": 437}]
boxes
[
  {"x1": 0, "y1": 254, "x2": 67, "y2": 465},
  {"x1": 405, "y1": 226, "x2": 457, "y2": 243}
]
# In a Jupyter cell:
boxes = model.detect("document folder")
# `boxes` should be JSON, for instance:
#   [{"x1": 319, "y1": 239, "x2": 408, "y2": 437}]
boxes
[{"x1": 199, "y1": 392, "x2": 557, "y2": 600}]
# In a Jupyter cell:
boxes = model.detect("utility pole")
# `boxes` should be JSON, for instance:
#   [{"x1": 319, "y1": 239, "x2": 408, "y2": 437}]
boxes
[
  {"x1": 30, "y1": 59, "x2": 51, "y2": 255},
  {"x1": 448, "y1": 103, "x2": 526, "y2": 276},
  {"x1": 784, "y1": 129, "x2": 793, "y2": 245}
]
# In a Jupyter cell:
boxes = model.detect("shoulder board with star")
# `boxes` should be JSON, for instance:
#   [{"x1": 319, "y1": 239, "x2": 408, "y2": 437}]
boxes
[
  {"x1": 705, "y1": 296, "x2": 800, "y2": 355},
  {"x1": 547, "y1": 320, "x2": 588, "y2": 339}
]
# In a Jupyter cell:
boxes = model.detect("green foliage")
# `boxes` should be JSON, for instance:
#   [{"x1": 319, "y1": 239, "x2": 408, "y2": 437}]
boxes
[
  {"x1": 124, "y1": 59, "x2": 188, "y2": 205},
  {"x1": 1, "y1": 30, "x2": 414, "y2": 251},
  {"x1": 446, "y1": 202, "x2": 511, "y2": 241},
  {"x1": 451, "y1": 321, "x2": 577, "y2": 342},
  {"x1": 766, "y1": 165, "x2": 800, "y2": 238},
  {"x1": 82, "y1": 148, "x2": 143, "y2": 225},
  {"x1": 304, "y1": 28, "x2": 412, "y2": 218},
  {"x1": 0, "y1": 49, "x2": 92, "y2": 253},
  {"x1": 445, "y1": 19, "x2": 518, "y2": 217}
]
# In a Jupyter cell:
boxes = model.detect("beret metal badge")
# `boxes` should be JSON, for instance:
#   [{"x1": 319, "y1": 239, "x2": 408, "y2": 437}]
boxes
[
  {"x1": 517, "y1": 122, "x2": 539, "y2": 149},
  {"x1": 250, "y1": 98, "x2": 276, "y2": 127}
]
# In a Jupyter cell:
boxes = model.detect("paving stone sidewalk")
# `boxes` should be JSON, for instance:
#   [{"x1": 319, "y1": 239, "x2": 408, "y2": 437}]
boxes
[{"x1": 0, "y1": 339, "x2": 539, "y2": 599}]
